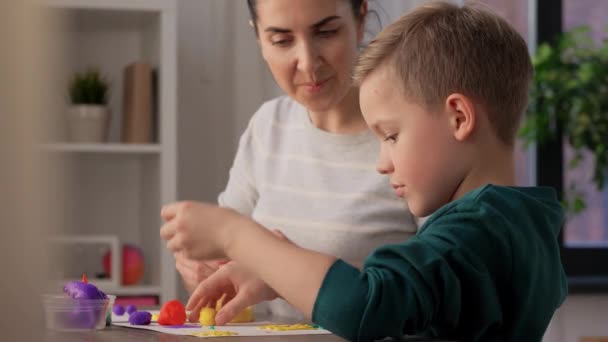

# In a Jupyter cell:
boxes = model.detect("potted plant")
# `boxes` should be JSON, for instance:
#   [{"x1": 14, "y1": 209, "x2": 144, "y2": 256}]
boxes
[
  {"x1": 520, "y1": 26, "x2": 608, "y2": 213},
  {"x1": 67, "y1": 68, "x2": 111, "y2": 142}
]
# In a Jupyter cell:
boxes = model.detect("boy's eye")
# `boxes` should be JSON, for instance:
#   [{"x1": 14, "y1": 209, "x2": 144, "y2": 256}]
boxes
[{"x1": 384, "y1": 134, "x2": 398, "y2": 143}]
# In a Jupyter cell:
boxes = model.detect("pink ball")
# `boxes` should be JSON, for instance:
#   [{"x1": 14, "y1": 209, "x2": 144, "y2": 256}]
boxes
[{"x1": 103, "y1": 245, "x2": 144, "y2": 285}]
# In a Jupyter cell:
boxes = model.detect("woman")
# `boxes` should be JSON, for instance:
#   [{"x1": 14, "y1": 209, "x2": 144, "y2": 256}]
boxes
[{"x1": 175, "y1": 0, "x2": 416, "y2": 321}]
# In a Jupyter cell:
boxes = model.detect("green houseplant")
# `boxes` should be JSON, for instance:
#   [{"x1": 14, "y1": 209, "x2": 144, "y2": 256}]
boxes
[
  {"x1": 520, "y1": 26, "x2": 608, "y2": 213},
  {"x1": 67, "y1": 68, "x2": 111, "y2": 142}
]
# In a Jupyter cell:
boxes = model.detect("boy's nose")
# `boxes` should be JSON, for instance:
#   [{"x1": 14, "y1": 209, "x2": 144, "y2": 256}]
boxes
[
  {"x1": 376, "y1": 158, "x2": 394, "y2": 175},
  {"x1": 376, "y1": 145, "x2": 394, "y2": 174}
]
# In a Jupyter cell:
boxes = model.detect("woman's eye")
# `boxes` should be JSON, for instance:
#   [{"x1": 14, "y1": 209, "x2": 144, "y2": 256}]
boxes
[
  {"x1": 271, "y1": 39, "x2": 292, "y2": 47},
  {"x1": 317, "y1": 29, "x2": 338, "y2": 37}
]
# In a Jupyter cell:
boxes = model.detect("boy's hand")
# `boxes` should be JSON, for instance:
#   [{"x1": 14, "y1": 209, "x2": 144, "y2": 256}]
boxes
[
  {"x1": 174, "y1": 251, "x2": 229, "y2": 293},
  {"x1": 185, "y1": 229, "x2": 292, "y2": 323},
  {"x1": 160, "y1": 201, "x2": 242, "y2": 260},
  {"x1": 185, "y1": 261, "x2": 278, "y2": 324}
]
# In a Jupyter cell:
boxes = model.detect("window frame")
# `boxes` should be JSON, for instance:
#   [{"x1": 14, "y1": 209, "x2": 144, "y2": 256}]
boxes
[{"x1": 535, "y1": 0, "x2": 608, "y2": 293}]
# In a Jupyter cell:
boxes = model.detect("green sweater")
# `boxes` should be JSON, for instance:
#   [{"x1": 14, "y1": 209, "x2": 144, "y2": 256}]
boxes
[{"x1": 312, "y1": 185, "x2": 568, "y2": 341}]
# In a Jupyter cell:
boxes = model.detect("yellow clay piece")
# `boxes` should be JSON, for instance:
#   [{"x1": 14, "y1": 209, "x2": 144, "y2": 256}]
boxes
[
  {"x1": 258, "y1": 323, "x2": 317, "y2": 331},
  {"x1": 199, "y1": 307, "x2": 217, "y2": 326},
  {"x1": 151, "y1": 314, "x2": 159, "y2": 322},
  {"x1": 191, "y1": 331, "x2": 238, "y2": 337},
  {"x1": 227, "y1": 306, "x2": 254, "y2": 323},
  {"x1": 215, "y1": 294, "x2": 255, "y2": 323}
]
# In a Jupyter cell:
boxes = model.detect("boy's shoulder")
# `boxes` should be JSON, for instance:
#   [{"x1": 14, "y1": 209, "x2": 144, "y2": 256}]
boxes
[{"x1": 419, "y1": 185, "x2": 563, "y2": 236}]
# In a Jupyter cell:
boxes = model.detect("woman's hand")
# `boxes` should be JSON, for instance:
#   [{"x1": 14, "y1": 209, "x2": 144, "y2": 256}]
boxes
[
  {"x1": 174, "y1": 251, "x2": 228, "y2": 293},
  {"x1": 160, "y1": 201, "x2": 244, "y2": 260},
  {"x1": 185, "y1": 261, "x2": 279, "y2": 324},
  {"x1": 184, "y1": 229, "x2": 292, "y2": 323}
]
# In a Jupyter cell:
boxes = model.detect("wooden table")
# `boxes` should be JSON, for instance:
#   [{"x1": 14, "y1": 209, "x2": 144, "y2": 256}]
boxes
[
  {"x1": 43, "y1": 314, "x2": 452, "y2": 341},
  {"x1": 44, "y1": 325, "x2": 348, "y2": 341},
  {"x1": 44, "y1": 326, "x2": 455, "y2": 341}
]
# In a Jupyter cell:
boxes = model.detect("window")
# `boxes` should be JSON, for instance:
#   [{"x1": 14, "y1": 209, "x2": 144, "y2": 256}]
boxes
[
  {"x1": 481, "y1": 0, "x2": 608, "y2": 289},
  {"x1": 536, "y1": 0, "x2": 608, "y2": 291},
  {"x1": 564, "y1": 145, "x2": 608, "y2": 247},
  {"x1": 562, "y1": 0, "x2": 608, "y2": 248},
  {"x1": 478, "y1": 0, "x2": 534, "y2": 187}
]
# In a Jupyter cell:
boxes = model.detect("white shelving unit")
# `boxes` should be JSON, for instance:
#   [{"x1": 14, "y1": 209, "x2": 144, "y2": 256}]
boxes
[
  {"x1": 42, "y1": 143, "x2": 162, "y2": 154},
  {"x1": 44, "y1": 0, "x2": 177, "y2": 303}
]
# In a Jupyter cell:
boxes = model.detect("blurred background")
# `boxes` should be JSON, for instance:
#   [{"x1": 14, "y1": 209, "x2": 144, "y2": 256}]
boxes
[
  {"x1": 1, "y1": 1, "x2": 606, "y2": 341},
  {"x1": 0, "y1": 0, "x2": 65, "y2": 339}
]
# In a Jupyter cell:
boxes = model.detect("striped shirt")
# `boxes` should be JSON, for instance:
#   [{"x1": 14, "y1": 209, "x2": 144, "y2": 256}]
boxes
[{"x1": 218, "y1": 96, "x2": 417, "y2": 318}]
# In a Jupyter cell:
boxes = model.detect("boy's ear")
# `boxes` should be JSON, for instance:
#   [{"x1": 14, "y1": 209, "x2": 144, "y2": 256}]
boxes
[{"x1": 445, "y1": 93, "x2": 476, "y2": 142}]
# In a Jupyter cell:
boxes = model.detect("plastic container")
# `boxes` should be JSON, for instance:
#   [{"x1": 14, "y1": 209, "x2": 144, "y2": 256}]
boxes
[
  {"x1": 105, "y1": 295, "x2": 116, "y2": 326},
  {"x1": 43, "y1": 294, "x2": 109, "y2": 331}
]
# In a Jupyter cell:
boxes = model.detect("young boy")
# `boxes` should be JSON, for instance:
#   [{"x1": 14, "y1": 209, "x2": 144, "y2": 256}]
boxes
[{"x1": 160, "y1": 2, "x2": 567, "y2": 341}]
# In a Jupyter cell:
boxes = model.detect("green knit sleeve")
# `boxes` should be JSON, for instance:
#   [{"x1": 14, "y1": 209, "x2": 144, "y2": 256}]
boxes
[{"x1": 312, "y1": 208, "x2": 509, "y2": 341}]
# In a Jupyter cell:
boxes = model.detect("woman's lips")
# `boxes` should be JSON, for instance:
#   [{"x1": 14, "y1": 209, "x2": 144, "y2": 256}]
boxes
[{"x1": 302, "y1": 77, "x2": 331, "y2": 93}]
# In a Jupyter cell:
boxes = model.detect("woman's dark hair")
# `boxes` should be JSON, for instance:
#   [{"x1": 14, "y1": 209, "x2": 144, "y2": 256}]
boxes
[{"x1": 246, "y1": 0, "x2": 366, "y2": 35}]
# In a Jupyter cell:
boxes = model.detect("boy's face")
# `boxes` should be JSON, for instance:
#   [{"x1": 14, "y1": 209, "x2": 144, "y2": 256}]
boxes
[{"x1": 360, "y1": 66, "x2": 467, "y2": 217}]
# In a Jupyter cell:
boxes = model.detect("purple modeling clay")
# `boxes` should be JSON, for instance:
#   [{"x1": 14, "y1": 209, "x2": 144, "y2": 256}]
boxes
[
  {"x1": 129, "y1": 311, "x2": 152, "y2": 325},
  {"x1": 60, "y1": 280, "x2": 107, "y2": 329},
  {"x1": 57, "y1": 308, "x2": 98, "y2": 329},
  {"x1": 63, "y1": 281, "x2": 107, "y2": 300},
  {"x1": 126, "y1": 304, "x2": 137, "y2": 315},
  {"x1": 113, "y1": 304, "x2": 126, "y2": 316}
]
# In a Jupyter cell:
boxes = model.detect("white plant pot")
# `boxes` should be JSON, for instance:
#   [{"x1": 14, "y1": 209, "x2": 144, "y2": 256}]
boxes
[{"x1": 67, "y1": 105, "x2": 111, "y2": 143}]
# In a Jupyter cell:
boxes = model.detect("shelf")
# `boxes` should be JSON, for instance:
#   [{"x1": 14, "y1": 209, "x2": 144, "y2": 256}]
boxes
[
  {"x1": 99, "y1": 284, "x2": 162, "y2": 296},
  {"x1": 53, "y1": 279, "x2": 162, "y2": 296},
  {"x1": 45, "y1": 0, "x2": 172, "y2": 12},
  {"x1": 41, "y1": 143, "x2": 161, "y2": 154},
  {"x1": 42, "y1": 0, "x2": 178, "y2": 303}
]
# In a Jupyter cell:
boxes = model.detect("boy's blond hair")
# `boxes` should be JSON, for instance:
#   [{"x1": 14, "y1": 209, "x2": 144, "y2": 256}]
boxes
[{"x1": 354, "y1": 1, "x2": 532, "y2": 146}]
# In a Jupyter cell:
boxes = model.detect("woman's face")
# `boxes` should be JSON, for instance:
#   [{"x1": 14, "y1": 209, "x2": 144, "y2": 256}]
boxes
[{"x1": 255, "y1": 0, "x2": 366, "y2": 112}]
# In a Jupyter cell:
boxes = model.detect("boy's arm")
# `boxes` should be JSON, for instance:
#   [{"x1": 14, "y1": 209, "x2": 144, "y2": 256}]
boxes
[
  {"x1": 162, "y1": 201, "x2": 504, "y2": 341},
  {"x1": 223, "y1": 219, "x2": 414, "y2": 340},
  {"x1": 222, "y1": 214, "x2": 505, "y2": 342},
  {"x1": 224, "y1": 221, "x2": 336, "y2": 318}
]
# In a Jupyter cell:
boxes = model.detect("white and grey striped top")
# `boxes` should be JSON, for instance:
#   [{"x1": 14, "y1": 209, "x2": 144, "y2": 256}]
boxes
[{"x1": 218, "y1": 96, "x2": 417, "y2": 318}]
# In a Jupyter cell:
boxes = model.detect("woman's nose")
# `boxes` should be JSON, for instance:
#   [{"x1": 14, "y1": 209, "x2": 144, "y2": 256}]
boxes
[{"x1": 296, "y1": 41, "x2": 321, "y2": 77}]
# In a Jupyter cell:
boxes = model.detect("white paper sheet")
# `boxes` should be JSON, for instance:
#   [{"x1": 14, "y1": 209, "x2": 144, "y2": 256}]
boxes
[{"x1": 112, "y1": 310, "x2": 332, "y2": 338}]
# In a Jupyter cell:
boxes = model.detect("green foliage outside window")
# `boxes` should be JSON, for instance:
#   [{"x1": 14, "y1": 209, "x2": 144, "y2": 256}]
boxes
[{"x1": 520, "y1": 26, "x2": 608, "y2": 213}]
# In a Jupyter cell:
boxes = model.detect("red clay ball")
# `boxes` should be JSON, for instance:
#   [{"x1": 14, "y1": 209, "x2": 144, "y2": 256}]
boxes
[{"x1": 157, "y1": 300, "x2": 186, "y2": 326}]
